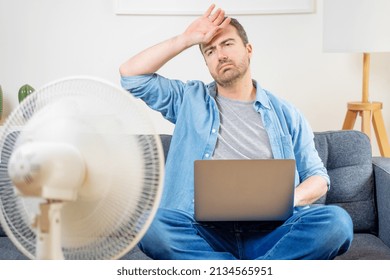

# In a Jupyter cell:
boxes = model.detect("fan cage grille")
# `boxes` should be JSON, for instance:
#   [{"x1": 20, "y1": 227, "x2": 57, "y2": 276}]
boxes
[{"x1": 0, "y1": 77, "x2": 164, "y2": 259}]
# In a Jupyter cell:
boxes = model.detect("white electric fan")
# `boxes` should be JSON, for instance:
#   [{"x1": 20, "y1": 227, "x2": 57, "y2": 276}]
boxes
[{"x1": 0, "y1": 77, "x2": 164, "y2": 259}]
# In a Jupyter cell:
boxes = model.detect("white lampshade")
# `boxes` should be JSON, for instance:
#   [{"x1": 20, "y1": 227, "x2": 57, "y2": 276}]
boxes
[{"x1": 323, "y1": 0, "x2": 390, "y2": 53}]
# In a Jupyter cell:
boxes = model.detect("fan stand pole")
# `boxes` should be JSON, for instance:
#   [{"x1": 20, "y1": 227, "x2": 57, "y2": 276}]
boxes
[
  {"x1": 342, "y1": 53, "x2": 390, "y2": 157},
  {"x1": 34, "y1": 201, "x2": 64, "y2": 260}
]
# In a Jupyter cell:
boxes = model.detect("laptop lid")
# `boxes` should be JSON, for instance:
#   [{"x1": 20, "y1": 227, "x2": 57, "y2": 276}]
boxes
[{"x1": 194, "y1": 159, "x2": 295, "y2": 222}]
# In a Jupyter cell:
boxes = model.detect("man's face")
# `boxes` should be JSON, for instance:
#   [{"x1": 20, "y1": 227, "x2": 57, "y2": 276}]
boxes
[{"x1": 201, "y1": 25, "x2": 252, "y2": 88}]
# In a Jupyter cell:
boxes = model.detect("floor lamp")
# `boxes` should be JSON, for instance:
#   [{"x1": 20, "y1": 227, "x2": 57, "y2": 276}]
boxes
[{"x1": 323, "y1": 0, "x2": 390, "y2": 157}]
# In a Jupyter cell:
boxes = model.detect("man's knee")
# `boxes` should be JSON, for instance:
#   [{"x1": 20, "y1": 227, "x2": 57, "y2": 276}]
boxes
[
  {"x1": 138, "y1": 208, "x2": 195, "y2": 259},
  {"x1": 323, "y1": 205, "x2": 353, "y2": 237},
  {"x1": 326, "y1": 205, "x2": 353, "y2": 245},
  {"x1": 311, "y1": 205, "x2": 354, "y2": 256}
]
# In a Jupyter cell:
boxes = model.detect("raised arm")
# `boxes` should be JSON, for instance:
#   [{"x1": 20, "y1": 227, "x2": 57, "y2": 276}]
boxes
[{"x1": 119, "y1": 4, "x2": 231, "y2": 77}]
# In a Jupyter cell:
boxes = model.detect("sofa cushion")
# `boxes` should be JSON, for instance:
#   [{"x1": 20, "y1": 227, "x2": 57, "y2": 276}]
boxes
[
  {"x1": 335, "y1": 234, "x2": 390, "y2": 260},
  {"x1": 314, "y1": 131, "x2": 377, "y2": 233},
  {"x1": 121, "y1": 246, "x2": 151, "y2": 260},
  {"x1": 0, "y1": 237, "x2": 27, "y2": 260}
]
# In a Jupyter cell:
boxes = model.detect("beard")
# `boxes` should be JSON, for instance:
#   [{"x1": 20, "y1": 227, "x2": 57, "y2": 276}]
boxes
[{"x1": 211, "y1": 57, "x2": 250, "y2": 88}]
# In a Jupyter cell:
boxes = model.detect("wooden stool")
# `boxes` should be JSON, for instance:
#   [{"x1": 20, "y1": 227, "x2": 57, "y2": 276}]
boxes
[
  {"x1": 342, "y1": 53, "x2": 390, "y2": 157},
  {"x1": 343, "y1": 101, "x2": 390, "y2": 157}
]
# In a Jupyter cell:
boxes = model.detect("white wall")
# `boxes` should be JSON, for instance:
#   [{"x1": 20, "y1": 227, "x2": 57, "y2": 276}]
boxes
[{"x1": 1, "y1": 0, "x2": 389, "y2": 156}]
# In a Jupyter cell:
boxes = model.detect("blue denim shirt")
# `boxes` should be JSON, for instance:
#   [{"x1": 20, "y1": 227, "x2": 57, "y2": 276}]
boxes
[{"x1": 121, "y1": 74, "x2": 329, "y2": 213}]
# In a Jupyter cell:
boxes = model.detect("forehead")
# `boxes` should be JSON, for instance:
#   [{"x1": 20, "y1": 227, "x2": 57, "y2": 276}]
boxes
[{"x1": 201, "y1": 24, "x2": 240, "y2": 51}]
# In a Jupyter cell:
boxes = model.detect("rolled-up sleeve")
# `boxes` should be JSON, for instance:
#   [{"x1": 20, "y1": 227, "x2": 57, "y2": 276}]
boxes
[{"x1": 121, "y1": 74, "x2": 186, "y2": 123}]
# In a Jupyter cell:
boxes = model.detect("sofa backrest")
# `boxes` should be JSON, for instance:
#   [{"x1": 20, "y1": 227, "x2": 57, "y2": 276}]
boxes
[
  {"x1": 314, "y1": 131, "x2": 377, "y2": 234},
  {"x1": 0, "y1": 223, "x2": 5, "y2": 237},
  {"x1": 159, "y1": 135, "x2": 172, "y2": 163}
]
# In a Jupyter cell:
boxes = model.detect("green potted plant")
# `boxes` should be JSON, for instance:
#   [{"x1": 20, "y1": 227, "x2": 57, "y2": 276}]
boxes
[
  {"x1": 18, "y1": 84, "x2": 35, "y2": 103},
  {"x1": 18, "y1": 84, "x2": 36, "y2": 120}
]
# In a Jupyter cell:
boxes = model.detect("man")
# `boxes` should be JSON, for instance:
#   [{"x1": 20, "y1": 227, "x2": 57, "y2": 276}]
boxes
[{"x1": 120, "y1": 5, "x2": 353, "y2": 260}]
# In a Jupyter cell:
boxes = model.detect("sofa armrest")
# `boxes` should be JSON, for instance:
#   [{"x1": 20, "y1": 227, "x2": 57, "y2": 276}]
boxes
[{"x1": 373, "y1": 156, "x2": 390, "y2": 247}]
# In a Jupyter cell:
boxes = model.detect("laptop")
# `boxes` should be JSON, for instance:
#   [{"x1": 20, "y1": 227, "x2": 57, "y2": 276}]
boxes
[{"x1": 194, "y1": 159, "x2": 295, "y2": 222}]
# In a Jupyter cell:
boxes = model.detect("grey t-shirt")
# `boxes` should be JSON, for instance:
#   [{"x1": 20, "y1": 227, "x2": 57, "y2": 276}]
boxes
[{"x1": 212, "y1": 94, "x2": 273, "y2": 159}]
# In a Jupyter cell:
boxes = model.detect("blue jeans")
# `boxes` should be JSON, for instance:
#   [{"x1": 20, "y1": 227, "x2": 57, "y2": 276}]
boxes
[{"x1": 138, "y1": 205, "x2": 353, "y2": 260}]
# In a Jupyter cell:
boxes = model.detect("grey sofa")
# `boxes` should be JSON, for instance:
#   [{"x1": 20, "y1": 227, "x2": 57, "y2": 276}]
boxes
[{"x1": 1, "y1": 130, "x2": 390, "y2": 259}]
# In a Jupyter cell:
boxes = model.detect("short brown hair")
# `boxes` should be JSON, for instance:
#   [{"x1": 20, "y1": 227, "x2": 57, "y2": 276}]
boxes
[{"x1": 229, "y1": 18, "x2": 249, "y2": 45}]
